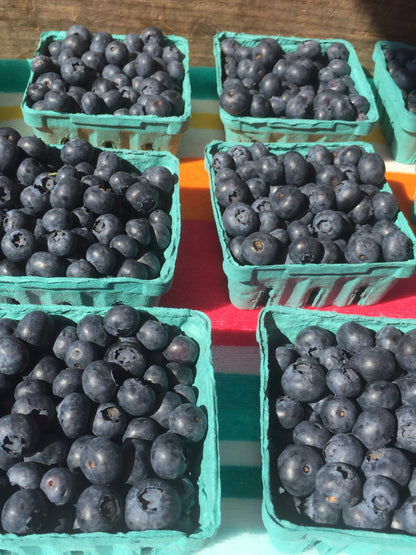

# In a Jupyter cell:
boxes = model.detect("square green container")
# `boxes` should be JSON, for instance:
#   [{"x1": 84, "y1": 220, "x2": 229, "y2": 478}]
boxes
[
  {"x1": 257, "y1": 306, "x2": 416, "y2": 554},
  {"x1": 372, "y1": 40, "x2": 416, "y2": 165},
  {"x1": 0, "y1": 148, "x2": 181, "y2": 307},
  {"x1": 0, "y1": 303, "x2": 220, "y2": 555},
  {"x1": 21, "y1": 31, "x2": 191, "y2": 154},
  {"x1": 214, "y1": 32, "x2": 379, "y2": 144},
  {"x1": 205, "y1": 140, "x2": 416, "y2": 310}
]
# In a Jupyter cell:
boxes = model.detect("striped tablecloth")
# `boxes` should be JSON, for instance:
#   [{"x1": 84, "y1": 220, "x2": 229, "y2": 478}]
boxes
[{"x1": 1, "y1": 60, "x2": 416, "y2": 554}]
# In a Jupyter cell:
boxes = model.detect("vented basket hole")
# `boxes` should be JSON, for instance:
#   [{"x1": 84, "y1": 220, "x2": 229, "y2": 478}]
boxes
[
  {"x1": 304, "y1": 288, "x2": 321, "y2": 306},
  {"x1": 102, "y1": 141, "x2": 114, "y2": 148},
  {"x1": 351, "y1": 286, "x2": 367, "y2": 304},
  {"x1": 60, "y1": 137, "x2": 69, "y2": 144},
  {"x1": 143, "y1": 143, "x2": 154, "y2": 150}
]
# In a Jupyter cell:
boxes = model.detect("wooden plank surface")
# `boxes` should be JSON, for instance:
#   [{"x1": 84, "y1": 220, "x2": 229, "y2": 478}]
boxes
[{"x1": 0, "y1": 0, "x2": 414, "y2": 72}]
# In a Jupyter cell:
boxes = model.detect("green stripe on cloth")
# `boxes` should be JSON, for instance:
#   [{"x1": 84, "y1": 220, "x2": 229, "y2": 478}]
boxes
[
  {"x1": 0, "y1": 59, "x2": 30, "y2": 92},
  {"x1": 220, "y1": 466, "x2": 263, "y2": 498},
  {"x1": 189, "y1": 67, "x2": 218, "y2": 100},
  {"x1": 216, "y1": 374, "x2": 261, "y2": 442}
]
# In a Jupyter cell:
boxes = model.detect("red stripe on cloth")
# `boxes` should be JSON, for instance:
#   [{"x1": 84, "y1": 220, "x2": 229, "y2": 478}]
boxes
[{"x1": 161, "y1": 219, "x2": 260, "y2": 346}]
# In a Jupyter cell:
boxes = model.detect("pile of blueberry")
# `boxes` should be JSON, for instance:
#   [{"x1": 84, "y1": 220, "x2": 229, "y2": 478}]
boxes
[
  {"x1": 219, "y1": 36, "x2": 370, "y2": 120},
  {"x1": 211, "y1": 141, "x2": 413, "y2": 266},
  {"x1": 0, "y1": 127, "x2": 176, "y2": 279},
  {"x1": 26, "y1": 24, "x2": 185, "y2": 117},
  {"x1": 271, "y1": 319, "x2": 416, "y2": 534},
  {"x1": 0, "y1": 305, "x2": 207, "y2": 535},
  {"x1": 383, "y1": 45, "x2": 416, "y2": 114}
]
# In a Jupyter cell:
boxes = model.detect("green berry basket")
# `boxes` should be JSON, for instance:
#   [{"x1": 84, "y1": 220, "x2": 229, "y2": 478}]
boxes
[
  {"x1": 205, "y1": 140, "x2": 416, "y2": 310},
  {"x1": 257, "y1": 305, "x2": 416, "y2": 554},
  {"x1": 0, "y1": 148, "x2": 181, "y2": 307},
  {"x1": 372, "y1": 40, "x2": 416, "y2": 165},
  {"x1": 0, "y1": 303, "x2": 220, "y2": 555},
  {"x1": 214, "y1": 32, "x2": 379, "y2": 144},
  {"x1": 21, "y1": 31, "x2": 191, "y2": 154}
]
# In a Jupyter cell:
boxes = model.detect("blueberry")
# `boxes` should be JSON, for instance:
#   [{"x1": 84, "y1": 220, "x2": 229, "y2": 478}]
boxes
[
  {"x1": 376, "y1": 325, "x2": 403, "y2": 353},
  {"x1": 52, "y1": 368, "x2": 83, "y2": 398},
  {"x1": 50, "y1": 177, "x2": 84, "y2": 211},
  {"x1": 76, "y1": 484, "x2": 124, "y2": 532},
  {"x1": 219, "y1": 82, "x2": 251, "y2": 115},
  {"x1": 363, "y1": 474, "x2": 399, "y2": 512},
  {"x1": 395, "y1": 406, "x2": 416, "y2": 453},
  {"x1": 323, "y1": 433, "x2": 365, "y2": 466},
  {"x1": 302, "y1": 492, "x2": 341, "y2": 525},
  {"x1": 275, "y1": 396, "x2": 304, "y2": 429},
  {"x1": 123, "y1": 417, "x2": 162, "y2": 443},
  {"x1": 358, "y1": 380, "x2": 400, "y2": 410},
  {"x1": 168, "y1": 403, "x2": 207, "y2": 443},
  {"x1": 85, "y1": 242, "x2": 117, "y2": 274},
  {"x1": 315, "y1": 462, "x2": 361, "y2": 509},
  {"x1": 1, "y1": 489, "x2": 49, "y2": 534},
  {"x1": 382, "y1": 229, "x2": 412, "y2": 262},
  {"x1": 326, "y1": 366, "x2": 362, "y2": 397},
  {"x1": 125, "y1": 477, "x2": 182, "y2": 531},
  {"x1": 29, "y1": 355, "x2": 63, "y2": 384},
  {"x1": 16, "y1": 310, "x2": 55, "y2": 350},
  {"x1": 336, "y1": 321, "x2": 375, "y2": 355},
  {"x1": 343, "y1": 500, "x2": 391, "y2": 530},
  {"x1": 162, "y1": 334, "x2": 199, "y2": 365},
  {"x1": 0, "y1": 336, "x2": 29, "y2": 375},
  {"x1": 278, "y1": 444, "x2": 324, "y2": 496},
  {"x1": 66, "y1": 434, "x2": 94, "y2": 472},
  {"x1": 52, "y1": 325, "x2": 78, "y2": 360},
  {"x1": 294, "y1": 326, "x2": 336, "y2": 359},
  {"x1": 80, "y1": 436, "x2": 123, "y2": 484},
  {"x1": 150, "y1": 431, "x2": 188, "y2": 480},
  {"x1": 92, "y1": 402, "x2": 127, "y2": 439},
  {"x1": 288, "y1": 236, "x2": 323, "y2": 264},
  {"x1": 292, "y1": 419, "x2": 332, "y2": 449},
  {"x1": 7, "y1": 461, "x2": 44, "y2": 489},
  {"x1": 0, "y1": 413, "x2": 39, "y2": 459},
  {"x1": 1, "y1": 228, "x2": 36, "y2": 262},
  {"x1": 64, "y1": 339, "x2": 100, "y2": 369},
  {"x1": 320, "y1": 395, "x2": 358, "y2": 433},
  {"x1": 12, "y1": 393, "x2": 56, "y2": 432},
  {"x1": 117, "y1": 378, "x2": 156, "y2": 416},
  {"x1": 60, "y1": 139, "x2": 94, "y2": 166},
  {"x1": 241, "y1": 231, "x2": 279, "y2": 265},
  {"x1": 57, "y1": 392, "x2": 91, "y2": 439},
  {"x1": 40, "y1": 466, "x2": 76, "y2": 506},
  {"x1": 281, "y1": 358, "x2": 327, "y2": 402},
  {"x1": 151, "y1": 391, "x2": 182, "y2": 428},
  {"x1": 92, "y1": 213, "x2": 123, "y2": 244},
  {"x1": 352, "y1": 407, "x2": 395, "y2": 450},
  {"x1": 349, "y1": 346, "x2": 396, "y2": 381},
  {"x1": 357, "y1": 153, "x2": 386, "y2": 187}
]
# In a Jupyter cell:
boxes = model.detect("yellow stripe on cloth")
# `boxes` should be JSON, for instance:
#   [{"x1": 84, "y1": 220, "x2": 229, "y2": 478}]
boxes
[
  {"x1": 190, "y1": 112, "x2": 223, "y2": 130},
  {"x1": 0, "y1": 106, "x2": 22, "y2": 121}
]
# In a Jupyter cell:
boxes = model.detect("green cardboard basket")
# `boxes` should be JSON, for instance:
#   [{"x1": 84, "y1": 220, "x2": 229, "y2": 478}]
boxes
[
  {"x1": 257, "y1": 306, "x2": 416, "y2": 554},
  {"x1": 372, "y1": 40, "x2": 416, "y2": 165},
  {"x1": 214, "y1": 32, "x2": 379, "y2": 144},
  {"x1": 0, "y1": 148, "x2": 181, "y2": 307},
  {"x1": 205, "y1": 140, "x2": 416, "y2": 309},
  {"x1": 0, "y1": 303, "x2": 220, "y2": 554},
  {"x1": 21, "y1": 31, "x2": 191, "y2": 154}
]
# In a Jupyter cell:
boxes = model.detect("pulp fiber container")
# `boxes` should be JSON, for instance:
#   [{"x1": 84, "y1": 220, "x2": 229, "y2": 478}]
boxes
[
  {"x1": 21, "y1": 31, "x2": 191, "y2": 153},
  {"x1": 372, "y1": 40, "x2": 416, "y2": 165},
  {"x1": 257, "y1": 306, "x2": 416, "y2": 554},
  {"x1": 0, "y1": 303, "x2": 220, "y2": 555},
  {"x1": 205, "y1": 140, "x2": 416, "y2": 309},
  {"x1": 214, "y1": 32, "x2": 379, "y2": 144},
  {"x1": 0, "y1": 148, "x2": 180, "y2": 307}
]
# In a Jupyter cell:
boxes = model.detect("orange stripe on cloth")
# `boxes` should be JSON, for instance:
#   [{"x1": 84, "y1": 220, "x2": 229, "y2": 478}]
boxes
[
  {"x1": 386, "y1": 171, "x2": 416, "y2": 234},
  {"x1": 179, "y1": 158, "x2": 214, "y2": 221}
]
